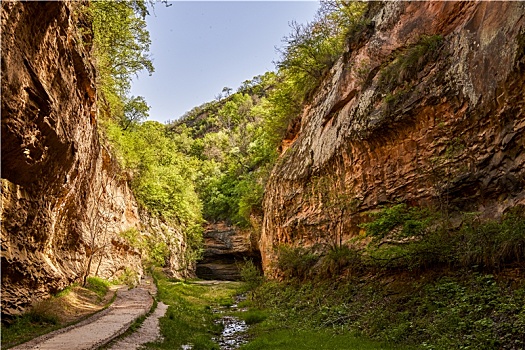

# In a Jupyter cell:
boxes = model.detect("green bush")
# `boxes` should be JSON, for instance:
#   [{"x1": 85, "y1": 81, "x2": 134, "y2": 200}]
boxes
[
  {"x1": 113, "y1": 268, "x2": 139, "y2": 288},
  {"x1": 276, "y1": 245, "x2": 320, "y2": 280},
  {"x1": 361, "y1": 205, "x2": 525, "y2": 272},
  {"x1": 240, "y1": 259, "x2": 264, "y2": 290},
  {"x1": 119, "y1": 228, "x2": 143, "y2": 250},
  {"x1": 459, "y1": 209, "x2": 525, "y2": 269},
  {"x1": 360, "y1": 204, "x2": 434, "y2": 241},
  {"x1": 317, "y1": 244, "x2": 363, "y2": 277},
  {"x1": 379, "y1": 34, "x2": 444, "y2": 91}
]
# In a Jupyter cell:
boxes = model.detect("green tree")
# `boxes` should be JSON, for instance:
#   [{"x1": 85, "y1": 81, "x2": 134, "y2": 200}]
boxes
[
  {"x1": 122, "y1": 95, "x2": 150, "y2": 130},
  {"x1": 87, "y1": 0, "x2": 153, "y2": 119}
]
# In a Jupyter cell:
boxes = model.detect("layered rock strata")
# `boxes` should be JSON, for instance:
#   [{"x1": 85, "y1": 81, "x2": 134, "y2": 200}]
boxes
[
  {"x1": 261, "y1": 2, "x2": 525, "y2": 271},
  {"x1": 196, "y1": 223, "x2": 261, "y2": 280}
]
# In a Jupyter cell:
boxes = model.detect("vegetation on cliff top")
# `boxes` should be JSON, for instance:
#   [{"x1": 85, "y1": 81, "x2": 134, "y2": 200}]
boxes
[{"x1": 166, "y1": 1, "x2": 369, "y2": 228}]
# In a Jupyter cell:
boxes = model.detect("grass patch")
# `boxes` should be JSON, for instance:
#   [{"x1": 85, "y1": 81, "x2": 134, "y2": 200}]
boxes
[
  {"x1": 240, "y1": 328, "x2": 408, "y2": 350},
  {"x1": 85, "y1": 276, "x2": 110, "y2": 299},
  {"x1": 1, "y1": 310, "x2": 60, "y2": 348},
  {"x1": 238, "y1": 309, "x2": 268, "y2": 325},
  {"x1": 246, "y1": 270, "x2": 525, "y2": 349},
  {"x1": 145, "y1": 269, "x2": 244, "y2": 349}
]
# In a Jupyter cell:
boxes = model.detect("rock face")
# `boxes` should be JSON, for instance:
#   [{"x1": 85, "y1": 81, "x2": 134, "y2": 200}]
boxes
[
  {"x1": 1, "y1": 1, "x2": 142, "y2": 316},
  {"x1": 196, "y1": 223, "x2": 261, "y2": 280},
  {"x1": 261, "y1": 2, "x2": 525, "y2": 272}
]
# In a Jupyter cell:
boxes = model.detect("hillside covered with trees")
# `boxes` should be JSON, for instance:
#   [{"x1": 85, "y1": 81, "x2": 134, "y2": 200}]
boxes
[{"x1": 2, "y1": 1, "x2": 525, "y2": 349}]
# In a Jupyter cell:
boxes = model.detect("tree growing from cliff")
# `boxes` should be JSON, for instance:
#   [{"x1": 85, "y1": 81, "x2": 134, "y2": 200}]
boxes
[
  {"x1": 275, "y1": 1, "x2": 367, "y2": 100},
  {"x1": 86, "y1": 0, "x2": 153, "y2": 125}
]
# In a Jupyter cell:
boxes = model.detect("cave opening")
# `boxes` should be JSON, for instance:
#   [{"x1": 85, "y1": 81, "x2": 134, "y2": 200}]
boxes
[{"x1": 196, "y1": 250, "x2": 263, "y2": 281}]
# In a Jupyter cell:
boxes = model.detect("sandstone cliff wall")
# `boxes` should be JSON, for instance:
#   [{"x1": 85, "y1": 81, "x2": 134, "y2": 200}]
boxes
[
  {"x1": 1, "y1": 1, "x2": 142, "y2": 316},
  {"x1": 261, "y1": 2, "x2": 525, "y2": 271}
]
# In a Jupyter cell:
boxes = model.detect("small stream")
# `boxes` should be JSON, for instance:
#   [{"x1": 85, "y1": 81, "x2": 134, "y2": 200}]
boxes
[
  {"x1": 181, "y1": 294, "x2": 249, "y2": 350},
  {"x1": 213, "y1": 294, "x2": 249, "y2": 349}
]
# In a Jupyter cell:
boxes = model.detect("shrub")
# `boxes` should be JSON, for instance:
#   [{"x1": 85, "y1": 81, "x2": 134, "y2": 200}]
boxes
[
  {"x1": 119, "y1": 228, "x2": 144, "y2": 250},
  {"x1": 459, "y1": 209, "x2": 525, "y2": 270},
  {"x1": 360, "y1": 203, "x2": 434, "y2": 241},
  {"x1": 317, "y1": 244, "x2": 363, "y2": 277},
  {"x1": 379, "y1": 34, "x2": 443, "y2": 91},
  {"x1": 276, "y1": 245, "x2": 320, "y2": 280},
  {"x1": 361, "y1": 204, "x2": 525, "y2": 272},
  {"x1": 240, "y1": 259, "x2": 264, "y2": 291},
  {"x1": 113, "y1": 268, "x2": 139, "y2": 288}
]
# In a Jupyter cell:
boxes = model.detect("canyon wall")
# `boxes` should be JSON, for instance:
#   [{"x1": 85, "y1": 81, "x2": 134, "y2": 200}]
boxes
[
  {"x1": 1, "y1": 1, "x2": 143, "y2": 316},
  {"x1": 261, "y1": 2, "x2": 525, "y2": 271}
]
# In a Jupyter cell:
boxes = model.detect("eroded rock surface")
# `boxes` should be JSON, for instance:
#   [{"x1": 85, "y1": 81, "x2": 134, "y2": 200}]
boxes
[
  {"x1": 261, "y1": 2, "x2": 525, "y2": 271},
  {"x1": 1, "y1": 1, "x2": 142, "y2": 316}
]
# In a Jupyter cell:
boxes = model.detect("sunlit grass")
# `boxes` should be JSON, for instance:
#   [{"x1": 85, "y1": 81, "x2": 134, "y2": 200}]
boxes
[{"x1": 146, "y1": 270, "x2": 243, "y2": 349}]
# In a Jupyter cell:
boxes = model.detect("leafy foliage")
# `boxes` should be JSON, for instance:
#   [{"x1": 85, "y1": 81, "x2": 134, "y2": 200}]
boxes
[
  {"x1": 86, "y1": 0, "x2": 153, "y2": 127},
  {"x1": 240, "y1": 259, "x2": 264, "y2": 291},
  {"x1": 361, "y1": 205, "x2": 525, "y2": 272},
  {"x1": 276, "y1": 245, "x2": 320, "y2": 280},
  {"x1": 173, "y1": 73, "x2": 278, "y2": 227},
  {"x1": 276, "y1": 1, "x2": 368, "y2": 100},
  {"x1": 105, "y1": 119, "x2": 204, "y2": 268},
  {"x1": 459, "y1": 209, "x2": 525, "y2": 269}
]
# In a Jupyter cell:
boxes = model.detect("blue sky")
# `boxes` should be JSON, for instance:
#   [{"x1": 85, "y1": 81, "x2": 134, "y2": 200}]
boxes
[{"x1": 130, "y1": 1, "x2": 320, "y2": 123}]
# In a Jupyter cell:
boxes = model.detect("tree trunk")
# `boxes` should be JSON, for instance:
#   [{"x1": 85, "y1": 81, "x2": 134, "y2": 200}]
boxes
[{"x1": 83, "y1": 253, "x2": 93, "y2": 286}]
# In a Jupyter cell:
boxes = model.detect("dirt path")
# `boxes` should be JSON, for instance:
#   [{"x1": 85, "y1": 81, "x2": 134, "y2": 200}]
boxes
[
  {"x1": 11, "y1": 280, "x2": 155, "y2": 350},
  {"x1": 107, "y1": 301, "x2": 168, "y2": 350}
]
